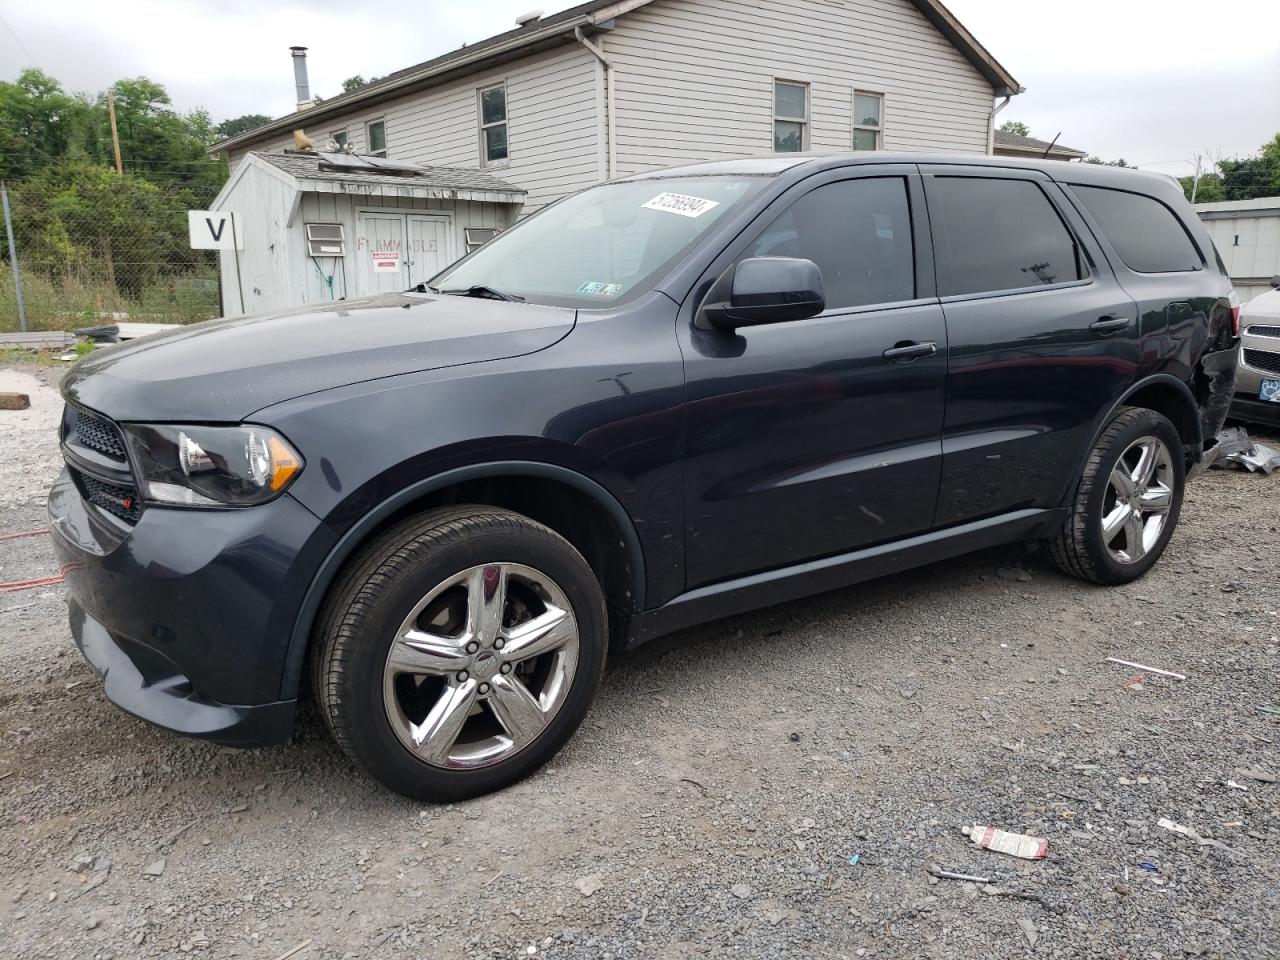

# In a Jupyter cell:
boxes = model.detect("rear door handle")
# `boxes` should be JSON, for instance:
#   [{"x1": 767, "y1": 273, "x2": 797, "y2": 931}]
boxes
[
  {"x1": 882, "y1": 340, "x2": 937, "y2": 362},
  {"x1": 1090, "y1": 315, "x2": 1131, "y2": 334}
]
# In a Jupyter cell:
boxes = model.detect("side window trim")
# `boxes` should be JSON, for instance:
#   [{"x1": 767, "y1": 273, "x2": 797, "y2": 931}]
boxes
[{"x1": 919, "y1": 169, "x2": 1100, "y2": 303}]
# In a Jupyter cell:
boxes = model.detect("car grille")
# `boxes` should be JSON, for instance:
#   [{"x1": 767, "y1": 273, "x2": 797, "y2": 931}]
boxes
[
  {"x1": 1243, "y1": 348, "x2": 1280, "y2": 375},
  {"x1": 77, "y1": 474, "x2": 143, "y2": 524},
  {"x1": 70, "y1": 407, "x2": 128, "y2": 462},
  {"x1": 1246, "y1": 324, "x2": 1280, "y2": 339},
  {"x1": 61, "y1": 403, "x2": 143, "y2": 526}
]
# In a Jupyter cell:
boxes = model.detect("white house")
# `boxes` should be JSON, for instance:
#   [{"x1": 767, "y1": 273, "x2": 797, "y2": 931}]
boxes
[
  {"x1": 209, "y1": 0, "x2": 1022, "y2": 311},
  {"x1": 1194, "y1": 197, "x2": 1280, "y2": 303}
]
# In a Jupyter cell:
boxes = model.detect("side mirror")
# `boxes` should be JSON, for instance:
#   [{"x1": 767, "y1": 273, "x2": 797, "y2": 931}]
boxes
[
  {"x1": 699, "y1": 257, "x2": 825, "y2": 331},
  {"x1": 1270, "y1": 275, "x2": 1280, "y2": 290}
]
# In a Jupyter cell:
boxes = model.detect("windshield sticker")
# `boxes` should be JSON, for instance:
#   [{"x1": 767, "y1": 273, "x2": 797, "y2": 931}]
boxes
[
  {"x1": 642, "y1": 192, "x2": 721, "y2": 219},
  {"x1": 577, "y1": 281, "x2": 623, "y2": 297}
]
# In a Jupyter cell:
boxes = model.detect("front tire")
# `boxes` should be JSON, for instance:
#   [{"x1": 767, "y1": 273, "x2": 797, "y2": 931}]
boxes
[
  {"x1": 313, "y1": 506, "x2": 607, "y2": 801},
  {"x1": 1048, "y1": 407, "x2": 1185, "y2": 585}
]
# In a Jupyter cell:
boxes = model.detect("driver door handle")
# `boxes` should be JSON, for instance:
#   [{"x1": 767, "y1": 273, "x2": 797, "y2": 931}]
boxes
[
  {"x1": 882, "y1": 340, "x2": 938, "y2": 362},
  {"x1": 1090, "y1": 315, "x2": 1131, "y2": 334}
]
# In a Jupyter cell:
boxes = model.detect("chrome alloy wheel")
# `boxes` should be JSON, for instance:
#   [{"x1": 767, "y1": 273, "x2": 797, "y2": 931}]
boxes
[
  {"x1": 382, "y1": 563, "x2": 579, "y2": 769},
  {"x1": 1102, "y1": 436, "x2": 1175, "y2": 564}
]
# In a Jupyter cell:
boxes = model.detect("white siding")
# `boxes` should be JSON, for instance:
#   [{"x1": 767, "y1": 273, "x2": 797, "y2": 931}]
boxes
[
  {"x1": 1197, "y1": 202, "x2": 1280, "y2": 305},
  {"x1": 214, "y1": 162, "x2": 518, "y2": 314},
  {"x1": 605, "y1": 0, "x2": 994, "y2": 174},
  {"x1": 228, "y1": 43, "x2": 603, "y2": 213}
]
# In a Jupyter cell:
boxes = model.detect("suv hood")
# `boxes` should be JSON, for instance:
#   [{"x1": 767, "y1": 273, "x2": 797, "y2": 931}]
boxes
[{"x1": 63, "y1": 293, "x2": 575, "y2": 422}]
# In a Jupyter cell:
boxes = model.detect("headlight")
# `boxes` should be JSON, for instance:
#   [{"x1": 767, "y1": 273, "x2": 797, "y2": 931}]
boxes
[{"x1": 123, "y1": 424, "x2": 303, "y2": 507}]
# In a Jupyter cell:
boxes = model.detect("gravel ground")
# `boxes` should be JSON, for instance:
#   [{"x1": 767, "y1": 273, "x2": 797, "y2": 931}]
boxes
[{"x1": 2, "y1": 362, "x2": 1278, "y2": 960}]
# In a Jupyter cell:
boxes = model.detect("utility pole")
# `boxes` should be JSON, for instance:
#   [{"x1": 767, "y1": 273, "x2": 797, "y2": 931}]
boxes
[
  {"x1": 1, "y1": 182, "x2": 28, "y2": 333},
  {"x1": 107, "y1": 90, "x2": 123, "y2": 174},
  {"x1": 1190, "y1": 155, "x2": 1204, "y2": 203}
]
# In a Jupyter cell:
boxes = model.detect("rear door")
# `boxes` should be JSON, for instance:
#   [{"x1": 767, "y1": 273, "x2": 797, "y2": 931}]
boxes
[
  {"x1": 920, "y1": 167, "x2": 1140, "y2": 525},
  {"x1": 679, "y1": 165, "x2": 948, "y2": 587}
]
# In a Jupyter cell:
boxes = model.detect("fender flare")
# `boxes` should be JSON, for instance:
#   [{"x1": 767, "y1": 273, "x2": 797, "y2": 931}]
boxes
[
  {"x1": 1058, "y1": 373, "x2": 1203, "y2": 510},
  {"x1": 279, "y1": 460, "x2": 647, "y2": 700}
]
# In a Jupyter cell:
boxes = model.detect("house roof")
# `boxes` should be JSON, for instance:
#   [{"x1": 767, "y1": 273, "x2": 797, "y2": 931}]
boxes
[
  {"x1": 229, "y1": 151, "x2": 526, "y2": 206},
  {"x1": 993, "y1": 130, "x2": 1087, "y2": 160},
  {"x1": 211, "y1": 0, "x2": 1022, "y2": 155}
]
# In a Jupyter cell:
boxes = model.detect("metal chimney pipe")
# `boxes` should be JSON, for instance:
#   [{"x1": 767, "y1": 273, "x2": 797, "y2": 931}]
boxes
[{"x1": 290, "y1": 46, "x2": 312, "y2": 110}]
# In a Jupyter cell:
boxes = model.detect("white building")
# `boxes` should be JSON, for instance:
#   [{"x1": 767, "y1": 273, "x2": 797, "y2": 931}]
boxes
[
  {"x1": 1194, "y1": 197, "x2": 1280, "y2": 304},
  {"x1": 209, "y1": 0, "x2": 1022, "y2": 311}
]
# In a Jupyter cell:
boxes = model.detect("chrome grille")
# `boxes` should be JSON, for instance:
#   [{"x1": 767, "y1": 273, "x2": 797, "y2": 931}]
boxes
[
  {"x1": 1246, "y1": 324, "x2": 1280, "y2": 339},
  {"x1": 1243, "y1": 349, "x2": 1280, "y2": 375}
]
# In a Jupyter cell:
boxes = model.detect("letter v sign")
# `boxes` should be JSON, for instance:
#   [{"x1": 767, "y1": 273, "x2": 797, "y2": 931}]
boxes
[{"x1": 188, "y1": 210, "x2": 242, "y2": 250}]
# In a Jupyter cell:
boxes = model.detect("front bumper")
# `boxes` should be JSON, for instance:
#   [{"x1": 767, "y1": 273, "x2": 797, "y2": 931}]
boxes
[{"x1": 48, "y1": 468, "x2": 333, "y2": 746}]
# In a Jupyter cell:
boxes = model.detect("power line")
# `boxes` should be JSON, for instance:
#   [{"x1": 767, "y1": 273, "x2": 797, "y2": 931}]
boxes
[{"x1": 0, "y1": 10, "x2": 41, "y2": 71}]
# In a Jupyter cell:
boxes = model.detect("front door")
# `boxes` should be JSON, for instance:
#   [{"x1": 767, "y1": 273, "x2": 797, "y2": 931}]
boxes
[{"x1": 679, "y1": 167, "x2": 947, "y2": 589}]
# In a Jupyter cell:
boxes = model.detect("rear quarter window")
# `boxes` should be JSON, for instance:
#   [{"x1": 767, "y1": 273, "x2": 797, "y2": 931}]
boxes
[{"x1": 1070, "y1": 185, "x2": 1202, "y2": 274}]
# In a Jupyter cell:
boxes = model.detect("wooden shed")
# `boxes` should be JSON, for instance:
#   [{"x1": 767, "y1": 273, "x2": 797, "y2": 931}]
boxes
[{"x1": 210, "y1": 150, "x2": 525, "y2": 314}]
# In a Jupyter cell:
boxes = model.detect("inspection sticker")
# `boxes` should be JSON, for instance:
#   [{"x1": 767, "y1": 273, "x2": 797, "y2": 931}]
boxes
[
  {"x1": 642, "y1": 192, "x2": 720, "y2": 218},
  {"x1": 576, "y1": 281, "x2": 623, "y2": 297}
]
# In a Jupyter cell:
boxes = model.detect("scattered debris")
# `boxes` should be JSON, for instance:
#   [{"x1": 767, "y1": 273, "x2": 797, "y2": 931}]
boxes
[
  {"x1": 997, "y1": 566, "x2": 1033, "y2": 583},
  {"x1": 141, "y1": 859, "x2": 166, "y2": 878},
  {"x1": 1157, "y1": 818, "x2": 1233, "y2": 853},
  {"x1": 574, "y1": 875, "x2": 602, "y2": 897},
  {"x1": 1236, "y1": 767, "x2": 1277, "y2": 784},
  {"x1": 1139, "y1": 862, "x2": 1159, "y2": 872},
  {"x1": 0, "y1": 392, "x2": 31, "y2": 410},
  {"x1": 1225, "y1": 780, "x2": 1249, "y2": 792},
  {"x1": 963, "y1": 825, "x2": 1048, "y2": 860},
  {"x1": 1258, "y1": 706, "x2": 1280, "y2": 717},
  {"x1": 154, "y1": 821, "x2": 195, "y2": 851},
  {"x1": 929, "y1": 869, "x2": 990, "y2": 884},
  {"x1": 1121, "y1": 675, "x2": 1146, "y2": 691},
  {"x1": 1103, "y1": 657, "x2": 1186, "y2": 681},
  {"x1": 730, "y1": 883, "x2": 754, "y2": 899},
  {"x1": 1017, "y1": 917, "x2": 1039, "y2": 949},
  {"x1": 847, "y1": 853, "x2": 860, "y2": 866},
  {"x1": 1209, "y1": 426, "x2": 1280, "y2": 475},
  {"x1": 272, "y1": 939, "x2": 312, "y2": 960},
  {"x1": 483, "y1": 870, "x2": 504, "y2": 886}
]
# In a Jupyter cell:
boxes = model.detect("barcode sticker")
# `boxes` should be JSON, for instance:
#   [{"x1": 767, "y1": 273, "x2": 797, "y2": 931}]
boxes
[{"x1": 642, "y1": 192, "x2": 721, "y2": 218}]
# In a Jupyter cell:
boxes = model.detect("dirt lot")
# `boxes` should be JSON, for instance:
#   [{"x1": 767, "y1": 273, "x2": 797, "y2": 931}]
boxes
[{"x1": 2, "y1": 362, "x2": 1278, "y2": 960}]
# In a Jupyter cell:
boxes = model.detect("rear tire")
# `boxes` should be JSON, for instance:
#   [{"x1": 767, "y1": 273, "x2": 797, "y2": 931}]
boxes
[
  {"x1": 313, "y1": 506, "x2": 607, "y2": 801},
  {"x1": 1047, "y1": 407, "x2": 1185, "y2": 585}
]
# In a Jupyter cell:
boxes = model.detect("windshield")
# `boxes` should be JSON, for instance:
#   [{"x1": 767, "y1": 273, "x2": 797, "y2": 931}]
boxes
[{"x1": 431, "y1": 176, "x2": 767, "y2": 307}]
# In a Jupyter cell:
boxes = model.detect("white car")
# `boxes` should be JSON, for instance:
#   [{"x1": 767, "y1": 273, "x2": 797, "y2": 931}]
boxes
[{"x1": 1232, "y1": 279, "x2": 1280, "y2": 427}]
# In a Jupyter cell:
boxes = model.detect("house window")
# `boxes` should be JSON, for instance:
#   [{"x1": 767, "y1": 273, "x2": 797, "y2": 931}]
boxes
[
  {"x1": 330, "y1": 129, "x2": 349, "y2": 150},
  {"x1": 853, "y1": 92, "x2": 883, "y2": 151},
  {"x1": 773, "y1": 80, "x2": 808, "y2": 152},
  {"x1": 465, "y1": 227, "x2": 498, "y2": 253},
  {"x1": 365, "y1": 119, "x2": 387, "y2": 157},
  {"x1": 479, "y1": 84, "x2": 508, "y2": 164}
]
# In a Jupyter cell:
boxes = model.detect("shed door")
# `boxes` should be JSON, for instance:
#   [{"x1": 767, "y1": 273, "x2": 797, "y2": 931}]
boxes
[
  {"x1": 406, "y1": 215, "x2": 452, "y2": 288},
  {"x1": 357, "y1": 213, "x2": 408, "y2": 296}
]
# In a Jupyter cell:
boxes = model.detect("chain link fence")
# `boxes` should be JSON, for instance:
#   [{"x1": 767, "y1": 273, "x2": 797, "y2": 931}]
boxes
[{"x1": 1, "y1": 160, "x2": 227, "y2": 334}]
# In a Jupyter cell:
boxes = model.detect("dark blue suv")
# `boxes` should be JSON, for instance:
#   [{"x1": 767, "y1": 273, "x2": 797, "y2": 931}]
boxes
[{"x1": 50, "y1": 153, "x2": 1239, "y2": 799}]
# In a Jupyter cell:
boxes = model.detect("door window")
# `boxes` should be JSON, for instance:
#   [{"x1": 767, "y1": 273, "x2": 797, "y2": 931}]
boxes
[
  {"x1": 1070, "y1": 185, "x2": 1201, "y2": 273},
  {"x1": 743, "y1": 177, "x2": 915, "y2": 309},
  {"x1": 931, "y1": 177, "x2": 1087, "y2": 297}
]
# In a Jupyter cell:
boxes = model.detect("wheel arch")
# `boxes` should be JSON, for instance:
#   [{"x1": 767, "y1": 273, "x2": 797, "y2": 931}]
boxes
[
  {"x1": 1059, "y1": 374, "x2": 1203, "y2": 511},
  {"x1": 281, "y1": 461, "x2": 646, "y2": 700}
]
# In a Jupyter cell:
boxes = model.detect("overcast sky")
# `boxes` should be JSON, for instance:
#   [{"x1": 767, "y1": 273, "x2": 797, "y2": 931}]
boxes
[{"x1": 2, "y1": 0, "x2": 1278, "y2": 175}]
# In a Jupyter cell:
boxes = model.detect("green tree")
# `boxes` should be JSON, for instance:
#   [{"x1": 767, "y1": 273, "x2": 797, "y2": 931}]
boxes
[
  {"x1": 216, "y1": 113, "x2": 271, "y2": 140},
  {"x1": 0, "y1": 69, "x2": 95, "y2": 179},
  {"x1": 1180, "y1": 173, "x2": 1226, "y2": 203},
  {"x1": 998, "y1": 120, "x2": 1030, "y2": 137},
  {"x1": 341, "y1": 75, "x2": 366, "y2": 93},
  {"x1": 1084, "y1": 156, "x2": 1129, "y2": 168}
]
